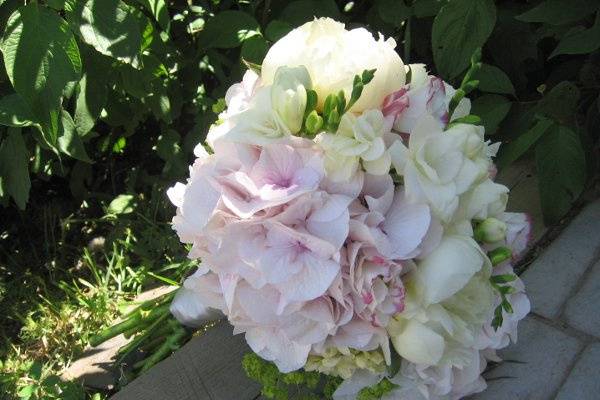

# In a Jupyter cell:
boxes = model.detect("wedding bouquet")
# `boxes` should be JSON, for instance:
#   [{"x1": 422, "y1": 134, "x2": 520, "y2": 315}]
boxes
[{"x1": 167, "y1": 18, "x2": 531, "y2": 400}]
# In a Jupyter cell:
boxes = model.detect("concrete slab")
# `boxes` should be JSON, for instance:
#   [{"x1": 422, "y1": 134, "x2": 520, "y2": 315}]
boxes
[
  {"x1": 521, "y1": 200, "x2": 600, "y2": 319},
  {"x1": 555, "y1": 342, "x2": 600, "y2": 400},
  {"x1": 470, "y1": 317, "x2": 583, "y2": 400}
]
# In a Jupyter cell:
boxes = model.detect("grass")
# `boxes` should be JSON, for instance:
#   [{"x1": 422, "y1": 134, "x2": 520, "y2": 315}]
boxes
[{"x1": 0, "y1": 184, "x2": 193, "y2": 399}]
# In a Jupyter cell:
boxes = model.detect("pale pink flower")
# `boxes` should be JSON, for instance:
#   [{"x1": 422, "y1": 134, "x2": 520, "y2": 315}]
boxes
[
  {"x1": 349, "y1": 174, "x2": 432, "y2": 260},
  {"x1": 502, "y1": 212, "x2": 533, "y2": 260},
  {"x1": 344, "y1": 241, "x2": 405, "y2": 327}
]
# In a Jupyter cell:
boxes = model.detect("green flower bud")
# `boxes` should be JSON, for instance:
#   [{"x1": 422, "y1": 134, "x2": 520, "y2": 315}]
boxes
[
  {"x1": 305, "y1": 110, "x2": 324, "y2": 135},
  {"x1": 488, "y1": 246, "x2": 512, "y2": 266},
  {"x1": 474, "y1": 217, "x2": 507, "y2": 243}
]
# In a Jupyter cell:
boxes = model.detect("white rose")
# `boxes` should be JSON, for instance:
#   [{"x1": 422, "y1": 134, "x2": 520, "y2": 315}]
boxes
[
  {"x1": 387, "y1": 236, "x2": 494, "y2": 367},
  {"x1": 262, "y1": 18, "x2": 405, "y2": 112},
  {"x1": 460, "y1": 179, "x2": 509, "y2": 221},
  {"x1": 389, "y1": 117, "x2": 465, "y2": 222}
]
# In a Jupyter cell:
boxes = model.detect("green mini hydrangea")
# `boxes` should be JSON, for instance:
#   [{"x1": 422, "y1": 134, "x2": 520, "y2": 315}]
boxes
[{"x1": 304, "y1": 348, "x2": 387, "y2": 380}]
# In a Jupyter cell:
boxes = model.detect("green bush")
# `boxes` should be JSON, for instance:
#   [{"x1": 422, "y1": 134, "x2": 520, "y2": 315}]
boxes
[{"x1": 0, "y1": 0, "x2": 599, "y2": 224}]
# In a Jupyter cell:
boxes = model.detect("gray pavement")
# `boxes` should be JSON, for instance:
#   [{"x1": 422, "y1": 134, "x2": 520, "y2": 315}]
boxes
[{"x1": 472, "y1": 200, "x2": 600, "y2": 399}]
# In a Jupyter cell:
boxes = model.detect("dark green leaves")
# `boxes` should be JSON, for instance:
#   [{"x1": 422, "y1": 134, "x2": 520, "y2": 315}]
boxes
[
  {"x1": 65, "y1": 0, "x2": 142, "y2": 68},
  {"x1": 432, "y1": 0, "x2": 496, "y2": 79},
  {"x1": 0, "y1": 128, "x2": 30, "y2": 209},
  {"x1": 474, "y1": 64, "x2": 515, "y2": 95},
  {"x1": 496, "y1": 117, "x2": 554, "y2": 170},
  {"x1": 57, "y1": 110, "x2": 92, "y2": 163},
  {"x1": 471, "y1": 94, "x2": 511, "y2": 134},
  {"x1": 278, "y1": 0, "x2": 340, "y2": 26},
  {"x1": 1, "y1": 3, "x2": 81, "y2": 143},
  {"x1": 536, "y1": 124, "x2": 586, "y2": 223},
  {"x1": 517, "y1": 0, "x2": 598, "y2": 26},
  {"x1": 198, "y1": 11, "x2": 259, "y2": 49},
  {"x1": 550, "y1": 13, "x2": 600, "y2": 58},
  {"x1": 0, "y1": 94, "x2": 36, "y2": 127}
]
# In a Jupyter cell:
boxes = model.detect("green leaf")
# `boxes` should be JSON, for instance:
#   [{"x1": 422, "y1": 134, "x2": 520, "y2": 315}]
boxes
[
  {"x1": 198, "y1": 11, "x2": 259, "y2": 49},
  {"x1": 29, "y1": 362, "x2": 43, "y2": 380},
  {"x1": 74, "y1": 51, "x2": 109, "y2": 137},
  {"x1": 536, "y1": 124, "x2": 586, "y2": 224},
  {"x1": 377, "y1": 0, "x2": 412, "y2": 27},
  {"x1": 474, "y1": 64, "x2": 515, "y2": 95},
  {"x1": 517, "y1": 0, "x2": 598, "y2": 26},
  {"x1": 279, "y1": 0, "x2": 340, "y2": 26},
  {"x1": 538, "y1": 81, "x2": 580, "y2": 124},
  {"x1": 0, "y1": 4, "x2": 82, "y2": 144},
  {"x1": 550, "y1": 13, "x2": 600, "y2": 58},
  {"x1": 57, "y1": 110, "x2": 92, "y2": 162},
  {"x1": 46, "y1": 0, "x2": 66, "y2": 10},
  {"x1": 241, "y1": 35, "x2": 268, "y2": 65},
  {"x1": 0, "y1": 94, "x2": 37, "y2": 127},
  {"x1": 412, "y1": 0, "x2": 447, "y2": 18},
  {"x1": 490, "y1": 274, "x2": 518, "y2": 284},
  {"x1": 0, "y1": 127, "x2": 30, "y2": 209},
  {"x1": 65, "y1": 0, "x2": 142, "y2": 68},
  {"x1": 265, "y1": 20, "x2": 292, "y2": 42},
  {"x1": 143, "y1": 81, "x2": 172, "y2": 124},
  {"x1": 17, "y1": 384, "x2": 34, "y2": 399},
  {"x1": 471, "y1": 94, "x2": 511, "y2": 134},
  {"x1": 496, "y1": 117, "x2": 553, "y2": 170},
  {"x1": 134, "y1": 0, "x2": 169, "y2": 30},
  {"x1": 107, "y1": 194, "x2": 136, "y2": 214},
  {"x1": 432, "y1": 0, "x2": 496, "y2": 79}
]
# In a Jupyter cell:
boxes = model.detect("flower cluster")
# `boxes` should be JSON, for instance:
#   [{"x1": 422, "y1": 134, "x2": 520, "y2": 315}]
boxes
[{"x1": 168, "y1": 18, "x2": 531, "y2": 400}]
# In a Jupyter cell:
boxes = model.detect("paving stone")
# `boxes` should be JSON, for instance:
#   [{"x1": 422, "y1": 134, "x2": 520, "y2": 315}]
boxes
[
  {"x1": 470, "y1": 317, "x2": 583, "y2": 400},
  {"x1": 563, "y1": 260, "x2": 600, "y2": 338},
  {"x1": 111, "y1": 321, "x2": 260, "y2": 400},
  {"x1": 555, "y1": 342, "x2": 600, "y2": 400},
  {"x1": 521, "y1": 200, "x2": 600, "y2": 319}
]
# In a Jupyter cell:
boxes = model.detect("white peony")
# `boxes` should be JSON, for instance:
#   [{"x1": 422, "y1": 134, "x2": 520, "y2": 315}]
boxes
[{"x1": 262, "y1": 18, "x2": 405, "y2": 112}]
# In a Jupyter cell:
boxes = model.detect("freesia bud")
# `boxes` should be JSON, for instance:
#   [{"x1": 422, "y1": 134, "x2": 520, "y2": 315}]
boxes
[
  {"x1": 475, "y1": 217, "x2": 507, "y2": 243},
  {"x1": 271, "y1": 66, "x2": 312, "y2": 133},
  {"x1": 305, "y1": 110, "x2": 323, "y2": 135},
  {"x1": 488, "y1": 246, "x2": 512, "y2": 266}
]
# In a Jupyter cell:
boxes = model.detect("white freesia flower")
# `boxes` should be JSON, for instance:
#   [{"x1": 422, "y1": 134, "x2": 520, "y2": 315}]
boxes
[
  {"x1": 387, "y1": 236, "x2": 494, "y2": 368},
  {"x1": 316, "y1": 110, "x2": 393, "y2": 181},
  {"x1": 262, "y1": 18, "x2": 405, "y2": 112},
  {"x1": 271, "y1": 66, "x2": 312, "y2": 134}
]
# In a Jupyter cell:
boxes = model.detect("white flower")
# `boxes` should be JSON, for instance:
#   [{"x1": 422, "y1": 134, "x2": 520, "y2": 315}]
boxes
[
  {"x1": 390, "y1": 116, "x2": 500, "y2": 223},
  {"x1": 316, "y1": 110, "x2": 393, "y2": 181},
  {"x1": 501, "y1": 212, "x2": 532, "y2": 259},
  {"x1": 271, "y1": 66, "x2": 312, "y2": 134},
  {"x1": 261, "y1": 18, "x2": 405, "y2": 112},
  {"x1": 387, "y1": 236, "x2": 494, "y2": 367},
  {"x1": 460, "y1": 179, "x2": 509, "y2": 221}
]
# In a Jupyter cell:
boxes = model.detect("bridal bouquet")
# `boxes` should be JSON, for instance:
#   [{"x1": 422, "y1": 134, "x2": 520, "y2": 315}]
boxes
[{"x1": 167, "y1": 18, "x2": 531, "y2": 400}]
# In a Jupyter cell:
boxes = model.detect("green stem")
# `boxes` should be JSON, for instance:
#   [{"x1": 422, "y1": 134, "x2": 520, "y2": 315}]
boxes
[
  {"x1": 117, "y1": 312, "x2": 171, "y2": 363},
  {"x1": 89, "y1": 303, "x2": 171, "y2": 347},
  {"x1": 135, "y1": 326, "x2": 188, "y2": 373}
]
